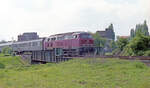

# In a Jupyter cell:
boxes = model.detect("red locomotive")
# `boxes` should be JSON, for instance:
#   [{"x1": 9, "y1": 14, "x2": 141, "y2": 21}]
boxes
[{"x1": 44, "y1": 32, "x2": 94, "y2": 56}]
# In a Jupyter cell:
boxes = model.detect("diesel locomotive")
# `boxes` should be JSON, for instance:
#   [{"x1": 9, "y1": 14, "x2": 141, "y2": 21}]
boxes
[{"x1": 44, "y1": 32, "x2": 94, "y2": 56}]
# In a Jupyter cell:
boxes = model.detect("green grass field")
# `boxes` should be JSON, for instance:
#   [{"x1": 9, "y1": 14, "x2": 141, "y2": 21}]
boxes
[{"x1": 0, "y1": 55, "x2": 150, "y2": 88}]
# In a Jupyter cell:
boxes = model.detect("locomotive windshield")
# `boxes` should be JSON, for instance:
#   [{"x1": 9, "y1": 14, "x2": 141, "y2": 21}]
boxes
[{"x1": 80, "y1": 34, "x2": 92, "y2": 39}]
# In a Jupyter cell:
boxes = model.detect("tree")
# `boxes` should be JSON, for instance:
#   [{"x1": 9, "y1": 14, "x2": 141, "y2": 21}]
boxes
[
  {"x1": 110, "y1": 40, "x2": 116, "y2": 51},
  {"x1": 108, "y1": 23, "x2": 113, "y2": 30},
  {"x1": 129, "y1": 20, "x2": 149, "y2": 40},
  {"x1": 123, "y1": 33, "x2": 150, "y2": 56},
  {"x1": 92, "y1": 32, "x2": 106, "y2": 48},
  {"x1": 107, "y1": 23, "x2": 115, "y2": 40},
  {"x1": 130, "y1": 29, "x2": 135, "y2": 40},
  {"x1": 116, "y1": 38, "x2": 128, "y2": 51},
  {"x1": 143, "y1": 20, "x2": 149, "y2": 36},
  {"x1": 135, "y1": 20, "x2": 149, "y2": 36},
  {"x1": 2, "y1": 46, "x2": 13, "y2": 55}
]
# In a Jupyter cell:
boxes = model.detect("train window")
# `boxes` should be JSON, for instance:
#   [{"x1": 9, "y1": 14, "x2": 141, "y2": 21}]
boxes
[
  {"x1": 80, "y1": 34, "x2": 92, "y2": 39},
  {"x1": 37, "y1": 42, "x2": 41, "y2": 46},
  {"x1": 64, "y1": 35, "x2": 74, "y2": 39},
  {"x1": 19, "y1": 44, "x2": 23, "y2": 47},
  {"x1": 32, "y1": 42, "x2": 38, "y2": 46},
  {"x1": 29, "y1": 42, "x2": 32, "y2": 46},
  {"x1": 73, "y1": 35, "x2": 78, "y2": 39},
  {"x1": 57, "y1": 37, "x2": 61, "y2": 40},
  {"x1": 51, "y1": 37, "x2": 56, "y2": 41},
  {"x1": 24, "y1": 43, "x2": 28, "y2": 46},
  {"x1": 57, "y1": 36, "x2": 64, "y2": 40},
  {"x1": 21, "y1": 43, "x2": 27, "y2": 47},
  {"x1": 13, "y1": 44, "x2": 17, "y2": 47},
  {"x1": 48, "y1": 38, "x2": 50, "y2": 41}
]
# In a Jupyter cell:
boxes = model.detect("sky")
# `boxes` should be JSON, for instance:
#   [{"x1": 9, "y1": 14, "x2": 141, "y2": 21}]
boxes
[{"x1": 0, "y1": 0, "x2": 149, "y2": 41}]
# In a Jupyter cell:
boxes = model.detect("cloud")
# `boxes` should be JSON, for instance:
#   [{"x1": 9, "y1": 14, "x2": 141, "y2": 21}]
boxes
[
  {"x1": 32, "y1": 0, "x2": 47, "y2": 8},
  {"x1": 140, "y1": 0, "x2": 150, "y2": 27},
  {"x1": 0, "y1": 0, "x2": 149, "y2": 40}
]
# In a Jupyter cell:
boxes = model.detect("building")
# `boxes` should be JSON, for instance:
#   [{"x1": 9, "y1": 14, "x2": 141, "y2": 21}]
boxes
[
  {"x1": 96, "y1": 24, "x2": 115, "y2": 52},
  {"x1": 18, "y1": 32, "x2": 39, "y2": 41},
  {"x1": 96, "y1": 24, "x2": 115, "y2": 40},
  {"x1": 96, "y1": 29, "x2": 115, "y2": 40},
  {"x1": 118, "y1": 36, "x2": 130, "y2": 39},
  {"x1": 117, "y1": 36, "x2": 130, "y2": 40}
]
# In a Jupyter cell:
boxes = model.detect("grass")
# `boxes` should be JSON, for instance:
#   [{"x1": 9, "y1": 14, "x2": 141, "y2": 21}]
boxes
[
  {"x1": 0, "y1": 55, "x2": 150, "y2": 88},
  {"x1": 0, "y1": 55, "x2": 25, "y2": 69}
]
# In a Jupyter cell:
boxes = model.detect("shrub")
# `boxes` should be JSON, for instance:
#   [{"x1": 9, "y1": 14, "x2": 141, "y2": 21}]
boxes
[
  {"x1": 144, "y1": 50, "x2": 150, "y2": 56},
  {"x1": 1, "y1": 47, "x2": 12, "y2": 55},
  {"x1": 122, "y1": 34, "x2": 150, "y2": 56},
  {"x1": 0, "y1": 63, "x2": 5, "y2": 69},
  {"x1": 135, "y1": 63, "x2": 146, "y2": 69}
]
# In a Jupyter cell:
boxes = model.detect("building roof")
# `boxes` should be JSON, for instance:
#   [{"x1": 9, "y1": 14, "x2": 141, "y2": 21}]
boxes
[
  {"x1": 118, "y1": 36, "x2": 130, "y2": 39},
  {"x1": 96, "y1": 28, "x2": 115, "y2": 40}
]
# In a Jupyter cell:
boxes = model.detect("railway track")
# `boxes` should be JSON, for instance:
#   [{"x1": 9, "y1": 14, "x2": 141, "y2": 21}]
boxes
[
  {"x1": 67, "y1": 55, "x2": 150, "y2": 66},
  {"x1": 23, "y1": 54, "x2": 150, "y2": 65},
  {"x1": 69, "y1": 55, "x2": 150, "y2": 60}
]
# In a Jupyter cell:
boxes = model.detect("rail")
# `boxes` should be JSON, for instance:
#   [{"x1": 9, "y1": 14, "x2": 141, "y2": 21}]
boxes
[{"x1": 67, "y1": 55, "x2": 150, "y2": 60}]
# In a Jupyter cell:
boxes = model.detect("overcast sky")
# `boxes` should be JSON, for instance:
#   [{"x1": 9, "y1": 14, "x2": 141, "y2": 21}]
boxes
[{"x1": 0, "y1": 0, "x2": 149, "y2": 41}]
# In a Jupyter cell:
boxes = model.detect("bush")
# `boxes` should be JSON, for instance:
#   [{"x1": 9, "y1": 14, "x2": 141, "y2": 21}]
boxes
[
  {"x1": 122, "y1": 46, "x2": 134, "y2": 56},
  {"x1": 137, "y1": 51, "x2": 145, "y2": 56},
  {"x1": 1, "y1": 47, "x2": 12, "y2": 55},
  {"x1": 112, "y1": 48, "x2": 121, "y2": 55},
  {"x1": 0, "y1": 63, "x2": 5, "y2": 69},
  {"x1": 135, "y1": 63, "x2": 146, "y2": 69},
  {"x1": 122, "y1": 34, "x2": 150, "y2": 56},
  {"x1": 116, "y1": 38, "x2": 129, "y2": 51},
  {"x1": 144, "y1": 50, "x2": 150, "y2": 56}
]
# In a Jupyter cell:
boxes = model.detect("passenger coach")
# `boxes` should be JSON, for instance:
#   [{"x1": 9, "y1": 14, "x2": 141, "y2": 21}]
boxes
[{"x1": 12, "y1": 39, "x2": 44, "y2": 52}]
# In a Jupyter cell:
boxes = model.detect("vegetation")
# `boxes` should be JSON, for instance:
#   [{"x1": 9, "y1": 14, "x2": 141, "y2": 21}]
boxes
[
  {"x1": 107, "y1": 23, "x2": 115, "y2": 41},
  {"x1": 92, "y1": 23, "x2": 115, "y2": 48},
  {"x1": 130, "y1": 20, "x2": 149, "y2": 38},
  {"x1": 130, "y1": 29, "x2": 135, "y2": 40},
  {"x1": 92, "y1": 32, "x2": 107, "y2": 55},
  {"x1": 0, "y1": 55, "x2": 150, "y2": 88},
  {"x1": 112, "y1": 37, "x2": 129, "y2": 55},
  {"x1": 109, "y1": 40, "x2": 117, "y2": 51},
  {"x1": 92, "y1": 32, "x2": 106, "y2": 48},
  {"x1": 116, "y1": 38, "x2": 128, "y2": 51},
  {"x1": 113, "y1": 20, "x2": 150, "y2": 56},
  {"x1": 123, "y1": 33, "x2": 150, "y2": 56},
  {"x1": 135, "y1": 20, "x2": 149, "y2": 36},
  {"x1": 1, "y1": 47, "x2": 13, "y2": 56}
]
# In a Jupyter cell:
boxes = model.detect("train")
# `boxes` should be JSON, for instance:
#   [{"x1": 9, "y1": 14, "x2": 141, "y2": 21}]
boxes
[{"x1": 0, "y1": 32, "x2": 94, "y2": 62}]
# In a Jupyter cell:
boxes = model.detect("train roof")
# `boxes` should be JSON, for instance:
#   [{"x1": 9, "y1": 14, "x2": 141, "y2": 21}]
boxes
[
  {"x1": 0, "y1": 42, "x2": 13, "y2": 46},
  {"x1": 0, "y1": 39, "x2": 44, "y2": 46},
  {"x1": 13, "y1": 39, "x2": 43, "y2": 44},
  {"x1": 49, "y1": 31, "x2": 88, "y2": 37}
]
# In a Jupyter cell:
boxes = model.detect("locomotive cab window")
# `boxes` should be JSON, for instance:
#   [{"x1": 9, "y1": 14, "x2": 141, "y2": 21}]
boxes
[
  {"x1": 73, "y1": 35, "x2": 78, "y2": 39},
  {"x1": 48, "y1": 38, "x2": 50, "y2": 41},
  {"x1": 51, "y1": 37, "x2": 56, "y2": 41}
]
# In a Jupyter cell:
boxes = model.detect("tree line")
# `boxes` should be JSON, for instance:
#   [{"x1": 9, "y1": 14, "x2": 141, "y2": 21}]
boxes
[{"x1": 92, "y1": 20, "x2": 150, "y2": 56}]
